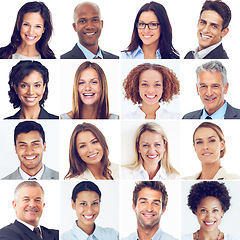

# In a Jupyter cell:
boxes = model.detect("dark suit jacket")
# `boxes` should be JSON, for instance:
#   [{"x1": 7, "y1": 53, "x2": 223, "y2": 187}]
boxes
[
  {"x1": 4, "y1": 107, "x2": 59, "y2": 119},
  {"x1": 60, "y1": 44, "x2": 119, "y2": 59},
  {"x1": 0, "y1": 220, "x2": 59, "y2": 240},
  {"x1": 184, "y1": 43, "x2": 228, "y2": 59},
  {"x1": 182, "y1": 103, "x2": 240, "y2": 119}
]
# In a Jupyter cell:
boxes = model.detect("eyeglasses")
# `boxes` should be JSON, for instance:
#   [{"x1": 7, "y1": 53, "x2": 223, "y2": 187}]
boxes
[{"x1": 136, "y1": 22, "x2": 160, "y2": 30}]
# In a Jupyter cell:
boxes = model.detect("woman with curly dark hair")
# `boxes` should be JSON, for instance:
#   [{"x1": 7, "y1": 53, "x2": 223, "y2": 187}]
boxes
[
  {"x1": 123, "y1": 63, "x2": 180, "y2": 119},
  {"x1": 64, "y1": 122, "x2": 119, "y2": 180},
  {"x1": 121, "y1": 1, "x2": 179, "y2": 59},
  {"x1": 182, "y1": 181, "x2": 237, "y2": 240},
  {"x1": 0, "y1": 1, "x2": 55, "y2": 59}
]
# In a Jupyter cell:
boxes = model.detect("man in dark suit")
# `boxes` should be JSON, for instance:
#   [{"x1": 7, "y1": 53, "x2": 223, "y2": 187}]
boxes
[
  {"x1": 2, "y1": 121, "x2": 59, "y2": 180},
  {"x1": 0, "y1": 181, "x2": 59, "y2": 240},
  {"x1": 184, "y1": 0, "x2": 231, "y2": 59},
  {"x1": 61, "y1": 2, "x2": 119, "y2": 59},
  {"x1": 183, "y1": 61, "x2": 240, "y2": 119}
]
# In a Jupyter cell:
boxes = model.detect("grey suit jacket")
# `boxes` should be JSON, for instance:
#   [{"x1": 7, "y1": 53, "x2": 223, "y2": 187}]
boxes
[
  {"x1": 2, "y1": 165, "x2": 59, "y2": 180},
  {"x1": 60, "y1": 44, "x2": 119, "y2": 59},
  {"x1": 182, "y1": 103, "x2": 240, "y2": 119}
]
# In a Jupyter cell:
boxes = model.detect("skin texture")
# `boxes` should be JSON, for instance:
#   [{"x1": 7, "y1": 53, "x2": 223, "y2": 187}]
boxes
[
  {"x1": 197, "y1": 10, "x2": 229, "y2": 51},
  {"x1": 196, "y1": 71, "x2": 228, "y2": 116},
  {"x1": 13, "y1": 186, "x2": 45, "y2": 227},
  {"x1": 73, "y1": 3, "x2": 103, "y2": 54},
  {"x1": 15, "y1": 130, "x2": 46, "y2": 176},
  {"x1": 72, "y1": 191, "x2": 100, "y2": 235}
]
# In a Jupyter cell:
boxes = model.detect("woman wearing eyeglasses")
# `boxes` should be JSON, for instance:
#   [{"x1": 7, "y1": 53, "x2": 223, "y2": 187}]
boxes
[{"x1": 121, "y1": 1, "x2": 179, "y2": 59}]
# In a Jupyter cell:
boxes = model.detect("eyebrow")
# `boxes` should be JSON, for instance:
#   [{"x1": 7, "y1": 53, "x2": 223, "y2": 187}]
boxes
[
  {"x1": 138, "y1": 197, "x2": 161, "y2": 203},
  {"x1": 78, "y1": 137, "x2": 98, "y2": 146},
  {"x1": 199, "y1": 18, "x2": 220, "y2": 28},
  {"x1": 79, "y1": 78, "x2": 99, "y2": 81},
  {"x1": 18, "y1": 140, "x2": 41, "y2": 144},
  {"x1": 195, "y1": 136, "x2": 217, "y2": 141}
]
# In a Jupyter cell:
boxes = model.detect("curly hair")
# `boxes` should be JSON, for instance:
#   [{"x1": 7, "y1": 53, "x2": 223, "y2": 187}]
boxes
[
  {"x1": 187, "y1": 181, "x2": 231, "y2": 214},
  {"x1": 123, "y1": 63, "x2": 180, "y2": 104}
]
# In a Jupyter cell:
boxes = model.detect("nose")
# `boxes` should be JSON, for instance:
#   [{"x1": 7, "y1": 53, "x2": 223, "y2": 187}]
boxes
[
  {"x1": 85, "y1": 20, "x2": 94, "y2": 29},
  {"x1": 28, "y1": 199, "x2": 36, "y2": 207},
  {"x1": 202, "y1": 142, "x2": 209, "y2": 150},
  {"x1": 206, "y1": 87, "x2": 213, "y2": 96},
  {"x1": 85, "y1": 82, "x2": 91, "y2": 91},
  {"x1": 146, "y1": 203, "x2": 153, "y2": 212},
  {"x1": 28, "y1": 26, "x2": 35, "y2": 35},
  {"x1": 85, "y1": 204, "x2": 93, "y2": 214},
  {"x1": 25, "y1": 146, "x2": 34, "y2": 155},
  {"x1": 202, "y1": 24, "x2": 210, "y2": 34},
  {"x1": 27, "y1": 85, "x2": 34, "y2": 95},
  {"x1": 148, "y1": 145, "x2": 156, "y2": 154}
]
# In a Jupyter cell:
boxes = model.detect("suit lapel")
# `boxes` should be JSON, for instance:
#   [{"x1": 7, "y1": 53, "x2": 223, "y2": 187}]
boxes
[
  {"x1": 71, "y1": 44, "x2": 86, "y2": 59},
  {"x1": 14, "y1": 220, "x2": 40, "y2": 240}
]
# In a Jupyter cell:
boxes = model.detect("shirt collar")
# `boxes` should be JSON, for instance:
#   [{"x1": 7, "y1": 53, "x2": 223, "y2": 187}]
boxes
[
  {"x1": 132, "y1": 45, "x2": 161, "y2": 59},
  {"x1": 200, "y1": 101, "x2": 227, "y2": 119},
  {"x1": 72, "y1": 221, "x2": 101, "y2": 239},
  {"x1": 77, "y1": 42, "x2": 103, "y2": 59},
  {"x1": 16, "y1": 219, "x2": 41, "y2": 232},
  {"x1": 19, "y1": 165, "x2": 45, "y2": 180},
  {"x1": 194, "y1": 41, "x2": 222, "y2": 59},
  {"x1": 134, "y1": 227, "x2": 162, "y2": 240}
]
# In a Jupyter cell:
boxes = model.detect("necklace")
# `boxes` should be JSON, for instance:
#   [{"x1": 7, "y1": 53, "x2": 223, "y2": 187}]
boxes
[{"x1": 195, "y1": 230, "x2": 221, "y2": 240}]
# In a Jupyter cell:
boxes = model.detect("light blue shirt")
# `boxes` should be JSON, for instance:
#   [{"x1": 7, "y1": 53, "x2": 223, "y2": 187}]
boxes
[
  {"x1": 121, "y1": 227, "x2": 177, "y2": 240},
  {"x1": 121, "y1": 45, "x2": 161, "y2": 59},
  {"x1": 200, "y1": 101, "x2": 227, "y2": 119},
  {"x1": 77, "y1": 42, "x2": 103, "y2": 59},
  {"x1": 61, "y1": 221, "x2": 119, "y2": 240}
]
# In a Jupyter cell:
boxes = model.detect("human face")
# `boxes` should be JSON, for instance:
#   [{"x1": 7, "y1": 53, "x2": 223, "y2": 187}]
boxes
[
  {"x1": 138, "y1": 11, "x2": 160, "y2": 48},
  {"x1": 20, "y1": 12, "x2": 45, "y2": 47},
  {"x1": 72, "y1": 191, "x2": 100, "y2": 230},
  {"x1": 13, "y1": 186, "x2": 45, "y2": 227},
  {"x1": 133, "y1": 187, "x2": 165, "y2": 230},
  {"x1": 194, "y1": 127, "x2": 225, "y2": 166},
  {"x1": 197, "y1": 10, "x2": 229, "y2": 51},
  {"x1": 76, "y1": 131, "x2": 104, "y2": 167},
  {"x1": 15, "y1": 131, "x2": 46, "y2": 174},
  {"x1": 139, "y1": 70, "x2": 163, "y2": 106},
  {"x1": 14, "y1": 71, "x2": 46, "y2": 109},
  {"x1": 195, "y1": 196, "x2": 223, "y2": 232},
  {"x1": 78, "y1": 68, "x2": 102, "y2": 106},
  {"x1": 138, "y1": 131, "x2": 166, "y2": 167},
  {"x1": 197, "y1": 71, "x2": 228, "y2": 116},
  {"x1": 73, "y1": 3, "x2": 103, "y2": 49}
]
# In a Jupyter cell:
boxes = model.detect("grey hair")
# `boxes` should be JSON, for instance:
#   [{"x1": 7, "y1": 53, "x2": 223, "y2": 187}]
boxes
[
  {"x1": 196, "y1": 61, "x2": 228, "y2": 86},
  {"x1": 14, "y1": 181, "x2": 44, "y2": 202}
]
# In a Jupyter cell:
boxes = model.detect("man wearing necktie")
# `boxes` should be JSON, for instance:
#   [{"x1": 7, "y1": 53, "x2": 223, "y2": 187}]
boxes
[
  {"x1": 183, "y1": 61, "x2": 240, "y2": 119},
  {"x1": 0, "y1": 181, "x2": 59, "y2": 239}
]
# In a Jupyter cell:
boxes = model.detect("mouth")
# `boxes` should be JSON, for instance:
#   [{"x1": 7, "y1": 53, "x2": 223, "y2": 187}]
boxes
[
  {"x1": 24, "y1": 97, "x2": 37, "y2": 102},
  {"x1": 25, "y1": 35, "x2": 37, "y2": 40},
  {"x1": 82, "y1": 93, "x2": 95, "y2": 99},
  {"x1": 147, "y1": 154, "x2": 158, "y2": 159},
  {"x1": 204, "y1": 221, "x2": 216, "y2": 226},
  {"x1": 84, "y1": 31, "x2": 97, "y2": 36},
  {"x1": 142, "y1": 212, "x2": 155, "y2": 218},
  {"x1": 204, "y1": 97, "x2": 216, "y2": 102},
  {"x1": 202, "y1": 152, "x2": 212, "y2": 156},
  {"x1": 24, "y1": 155, "x2": 37, "y2": 161},
  {"x1": 88, "y1": 153, "x2": 98, "y2": 159},
  {"x1": 83, "y1": 214, "x2": 95, "y2": 220},
  {"x1": 200, "y1": 33, "x2": 211, "y2": 40},
  {"x1": 26, "y1": 208, "x2": 39, "y2": 213},
  {"x1": 145, "y1": 94, "x2": 157, "y2": 99}
]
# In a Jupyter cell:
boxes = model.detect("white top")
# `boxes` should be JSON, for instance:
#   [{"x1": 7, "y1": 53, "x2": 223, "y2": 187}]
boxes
[
  {"x1": 121, "y1": 165, "x2": 179, "y2": 180},
  {"x1": 182, "y1": 233, "x2": 240, "y2": 240},
  {"x1": 70, "y1": 163, "x2": 119, "y2": 180},
  {"x1": 60, "y1": 113, "x2": 119, "y2": 119},
  {"x1": 122, "y1": 106, "x2": 179, "y2": 119},
  {"x1": 193, "y1": 41, "x2": 222, "y2": 59},
  {"x1": 12, "y1": 53, "x2": 41, "y2": 59}
]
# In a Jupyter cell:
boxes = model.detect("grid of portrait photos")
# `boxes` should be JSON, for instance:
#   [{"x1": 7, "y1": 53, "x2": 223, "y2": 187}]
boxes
[{"x1": 0, "y1": 0, "x2": 240, "y2": 240}]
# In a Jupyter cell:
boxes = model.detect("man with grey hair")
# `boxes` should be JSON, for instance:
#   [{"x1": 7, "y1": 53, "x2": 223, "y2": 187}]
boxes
[
  {"x1": 0, "y1": 181, "x2": 59, "y2": 239},
  {"x1": 60, "y1": 2, "x2": 119, "y2": 59},
  {"x1": 183, "y1": 61, "x2": 240, "y2": 119}
]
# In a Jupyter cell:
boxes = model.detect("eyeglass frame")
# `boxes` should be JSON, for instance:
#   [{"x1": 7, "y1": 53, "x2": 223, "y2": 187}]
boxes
[{"x1": 136, "y1": 22, "x2": 160, "y2": 30}]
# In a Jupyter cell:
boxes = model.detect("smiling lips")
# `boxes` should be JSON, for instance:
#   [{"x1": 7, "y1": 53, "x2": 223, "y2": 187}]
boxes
[
  {"x1": 88, "y1": 152, "x2": 98, "y2": 159},
  {"x1": 147, "y1": 154, "x2": 158, "y2": 159},
  {"x1": 85, "y1": 31, "x2": 96, "y2": 36},
  {"x1": 24, "y1": 155, "x2": 37, "y2": 161},
  {"x1": 83, "y1": 93, "x2": 95, "y2": 99},
  {"x1": 83, "y1": 214, "x2": 95, "y2": 220},
  {"x1": 24, "y1": 96, "x2": 37, "y2": 102},
  {"x1": 145, "y1": 94, "x2": 157, "y2": 99},
  {"x1": 142, "y1": 212, "x2": 156, "y2": 219},
  {"x1": 204, "y1": 221, "x2": 216, "y2": 226},
  {"x1": 25, "y1": 35, "x2": 37, "y2": 40},
  {"x1": 200, "y1": 33, "x2": 211, "y2": 40}
]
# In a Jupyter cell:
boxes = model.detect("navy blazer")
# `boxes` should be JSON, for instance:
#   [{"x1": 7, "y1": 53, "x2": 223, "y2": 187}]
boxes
[
  {"x1": 60, "y1": 44, "x2": 119, "y2": 59},
  {"x1": 4, "y1": 107, "x2": 59, "y2": 120},
  {"x1": 0, "y1": 220, "x2": 59, "y2": 240},
  {"x1": 184, "y1": 43, "x2": 228, "y2": 59},
  {"x1": 182, "y1": 103, "x2": 240, "y2": 119}
]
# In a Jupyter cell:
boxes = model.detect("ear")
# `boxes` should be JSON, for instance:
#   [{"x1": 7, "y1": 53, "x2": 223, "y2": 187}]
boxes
[
  {"x1": 71, "y1": 200, "x2": 76, "y2": 210},
  {"x1": 100, "y1": 20, "x2": 103, "y2": 28},
  {"x1": 132, "y1": 203, "x2": 136, "y2": 212},
  {"x1": 12, "y1": 200, "x2": 17, "y2": 209},
  {"x1": 43, "y1": 203, "x2": 45, "y2": 208},
  {"x1": 220, "y1": 27, "x2": 229, "y2": 38},
  {"x1": 73, "y1": 23, "x2": 77, "y2": 32},
  {"x1": 220, "y1": 139, "x2": 225, "y2": 152},
  {"x1": 43, "y1": 141, "x2": 46, "y2": 152},
  {"x1": 196, "y1": 83, "x2": 200, "y2": 96},
  {"x1": 223, "y1": 83, "x2": 229, "y2": 94},
  {"x1": 14, "y1": 85, "x2": 18, "y2": 94}
]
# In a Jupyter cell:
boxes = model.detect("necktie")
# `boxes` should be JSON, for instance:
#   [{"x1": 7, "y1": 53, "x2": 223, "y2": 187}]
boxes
[
  {"x1": 33, "y1": 227, "x2": 42, "y2": 239},
  {"x1": 205, "y1": 116, "x2": 212, "y2": 119},
  {"x1": 28, "y1": 177, "x2": 37, "y2": 180}
]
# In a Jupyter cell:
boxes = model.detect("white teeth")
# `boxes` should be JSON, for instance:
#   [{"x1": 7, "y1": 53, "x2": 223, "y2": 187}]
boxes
[
  {"x1": 203, "y1": 153, "x2": 211, "y2": 156},
  {"x1": 89, "y1": 153, "x2": 98, "y2": 158},
  {"x1": 25, "y1": 156, "x2": 36, "y2": 160},
  {"x1": 26, "y1": 35, "x2": 36, "y2": 40},
  {"x1": 85, "y1": 32, "x2": 95, "y2": 35},
  {"x1": 148, "y1": 155, "x2": 158, "y2": 159},
  {"x1": 84, "y1": 215, "x2": 93, "y2": 219},
  {"x1": 26, "y1": 97, "x2": 36, "y2": 102},
  {"x1": 83, "y1": 93, "x2": 94, "y2": 96},
  {"x1": 201, "y1": 33, "x2": 211, "y2": 39},
  {"x1": 146, "y1": 95, "x2": 156, "y2": 99},
  {"x1": 205, "y1": 221, "x2": 215, "y2": 226},
  {"x1": 143, "y1": 35, "x2": 151, "y2": 38}
]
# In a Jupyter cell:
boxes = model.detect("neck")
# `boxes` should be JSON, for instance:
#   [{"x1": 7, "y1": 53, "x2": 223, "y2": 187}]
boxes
[
  {"x1": 143, "y1": 161, "x2": 160, "y2": 180},
  {"x1": 81, "y1": 42, "x2": 99, "y2": 55},
  {"x1": 137, "y1": 222, "x2": 159, "y2": 240},
  {"x1": 200, "y1": 161, "x2": 221, "y2": 180},
  {"x1": 81, "y1": 104, "x2": 98, "y2": 119},
  {"x1": 87, "y1": 163, "x2": 106, "y2": 180},
  {"x1": 21, "y1": 163, "x2": 43, "y2": 177},
  {"x1": 195, "y1": 228, "x2": 221, "y2": 240},
  {"x1": 77, "y1": 220, "x2": 95, "y2": 236},
  {"x1": 141, "y1": 103, "x2": 160, "y2": 119},
  {"x1": 142, "y1": 43, "x2": 158, "y2": 59},
  {"x1": 17, "y1": 43, "x2": 39, "y2": 57},
  {"x1": 20, "y1": 105, "x2": 41, "y2": 119}
]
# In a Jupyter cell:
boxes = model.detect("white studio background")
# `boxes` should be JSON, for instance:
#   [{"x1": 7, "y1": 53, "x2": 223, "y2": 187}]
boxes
[
  {"x1": 181, "y1": 180, "x2": 240, "y2": 238},
  {"x1": 180, "y1": 59, "x2": 240, "y2": 119},
  {"x1": 60, "y1": 180, "x2": 119, "y2": 235},
  {"x1": 0, "y1": 180, "x2": 60, "y2": 229},
  {"x1": 58, "y1": 59, "x2": 121, "y2": 118},
  {"x1": 120, "y1": 180, "x2": 181, "y2": 239},
  {"x1": 59, "y1": 120, "x2": 121, "y2": 180},
  {"x1": 180, "y1": 120, "x2": 240, "y2": 178},
  {"x1": 0, "y1": 120, "x2": 59, "y2": 179},
  {"x1": 0, "y1": 59, "x2": 61, "y2": 119},
  {"x1": 121, "y1": 59, "x2": 180, "y2": 118},
  {"x1": 121, "y1": 120, "x2": 181, "y2": 176}
]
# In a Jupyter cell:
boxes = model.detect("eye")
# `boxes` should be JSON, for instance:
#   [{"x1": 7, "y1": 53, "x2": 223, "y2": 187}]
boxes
[
  {"x1": 79, "y1": 81, "x2": 85, "y2": 85},
  {"x1": 91, "y1": 80, "x2": 99, "y2": 85},
  {"x1": 195, "y1": 141, "x2": 203, "y2": 145},
  {"x1": 201, "y1": 209, "x2": 207, "y2": 213},
  {"x1": 92, "y1": 202, "x2": 99, "y2": 205},
  {"x1": 92, "y1": 140, "x2": 99, "y2": 144},
  {"x1": 209, "y1": 139, "x2": 216, "y2": 143},
  {"x1": 36, "y1": 25, "x2": 43, "y2": 29},
  {"x1": 35, "y1": 84, "x2": 41, "y2": 88},
  {"x1": 150, "y1": 23, "x2": 158, "y2": 27},
  {"x1": 20, "y1": 84, "x2": 28, "y2": 88},
  {"x1": 155, "y1": 143, "x2": 161, "y2": 147},
  {"x1": 141, "y1": 83, "x2": 148, "y2": 87},
  {"x1": 80, "y1": 202, "x2": 87, "y2": 206},
  {"x1": 142, "y1": 144, "x2": 149, "y2": 147},
  {"x1": 155, "y1": 83, "x2": 162, "y2": 87},
  {"x1": 153, "y1": 202, "x2": 160, "y2": 206},
  {"x1": 92, "y1": 18, "x2": 100, "y2": 23},
  {"x1": 138, "y1": 22, "x2": 145, "y2": 27},
  {"x1": 23, "y1": 23, "x2": 29, "y2": 27},
  {"x1": 79, "y1": 144, "x2": 86, "y2": 149},
  {"x1": 79, "y1": 19, "x2": 86, "y2": 24}
]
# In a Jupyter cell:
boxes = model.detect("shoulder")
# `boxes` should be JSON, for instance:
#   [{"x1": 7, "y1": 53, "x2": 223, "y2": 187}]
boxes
[
  {"x1": 161, "y1": 231, "x2": 178, "y2": 240},
  {"x1": 4, "y1": 110, "x2": 21, "y2": 119},
  {"x1": 121, "y1": 51, "x2": 132, "y2": 59},
  {"x1": 96, "y1": 226, "x2": 119, "y2": 239},
  {"x1": 120, "y1": 166, "x2": 137, "y2": 179},
  {"x1": 109, "y1": 163, "x2": 119, "y2": 179},
  {"x1": 0, "y1": 223, "x2": 23, "y2": 239},
  {"x1": 166, "y1": 172, "x2": 180, "y2": 180},
  {"x1": 39, "y1": 108, "x2": 59, "y2": 119},
  {"x1": 157, "y1": 108, "x2": 179, "y2": 119},
  {"x1": 205, "y1": 44, "x2": 228, "y2": 59},
  {"x1": 2, "y1": 169, "x2": 21, "y2": 180},
  {"x1": 182, "y1": 109, "x2": 202, "y2": 119},
  {"x1": 60, "y1": 44, "x2": 85, "y2": 59},
  {"x1": 102, "y1": 50, "x2": 119, "y2": 59},
  {"x1": 43, "y1": 166, "x2": 59, "y2": 180},
  {"x1": 184, "y1": 51, "x2": 194, "y2": 59},
  {"x1": 109, "y1": 113, "x2": 119, "y2": 119},
  {"x1": 41, "y1": 225, "x2": 59, "y2": 238},
  {"x1": 121, "y1": 231, "x2": 137, "y2": 240},
  {"x1": 61, "y1": 229, "x2": 77, "y2": 240},
  {"x1": 216, "y1": 167, "x2": 240, "y2": 180},
  {"x1": 181, "y1": 234, "x2": 193, "y2": 240},
  {"x1": 225, "y1": 103, "x2": 240, "y2": 119},
  {"x1": 60, "y1": 112, "x2": 72, "y2": 119},
  {"x1": 182, "y1": 172, "x2": 200, "y2": 180}
]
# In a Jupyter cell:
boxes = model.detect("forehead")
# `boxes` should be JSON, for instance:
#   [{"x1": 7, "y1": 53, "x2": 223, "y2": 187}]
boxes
[
  {"x1": 75, "y1": 3, "x2": 100, "y2": 19},
  {"x1": 21, "y1": 71, "x2": 44, "y2": 83},
  {"x1": 79, "y1": 67, "x2": 99, "y2": 79},
  {"x1": 139, "y1": 69, "x2": 163, "y2": 82},
  {"x1": 17, "y1": 186, "x2": 43, "y2": 199},
  {"x1": 198, "y1": 70, "x2": 223, "y2": 85},
  {"x1": 16, "y1": 130, "x2": 43, "y2": 143},
  {"x1": 139, "y1": 131, "x2": 163, "y2": 142},
  {"x1": 194, "y1": 127, "x2": 218, "y2": 139},
  {"x1": 200, "y1": 10, "x2": 223, "y2": 27},
  {"x1": 76, "y1": 191, "x2": 100, "y2": 201},
  {"x1": 22, "y1": 12, "x2": 44, "y2": 23},
  {"x1": 198, "y1": 196, "x2": 222, "y2": 208},
  {"x1": 77, "y1": 130, "x2": 96, "y2": 142},
  {"x1": 137, "y1": 187, "x2": 162, "y2": 201},
  {"x1": 139, "y1": 10, "x2": 158, "y2": 22}
]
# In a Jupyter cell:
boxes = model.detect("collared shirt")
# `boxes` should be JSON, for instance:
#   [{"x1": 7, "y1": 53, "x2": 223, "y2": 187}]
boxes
[
  {"x1": 193, "y1": 41, "x2": 222, "y2": 59},
  {"x1": 121, "y1": 227, "x2": 178, "y2": 240},
  {"x1": 19, "y1": 165, "x2": 45, "y2": 180},
  {"x1": 61, "y1": 221, "x2": 119, "y2": 240},
  {"x1": 200, "y1": 101, "x2": 227, "y2": 119},
  {"x1": 121, "y1": 165, "x2": 179, "y2": 180},
  {"x1": 16, "y1": 219, "x2": 42, "y2": 235},
  {"x1": 123, "y1": 106, "x2": 179, "y2": 119},
  {"x1": 121, "y1": 45, "x2": 161, "y2": 59},
  {"x1": 77, "y1": 42, "x2": 103, "y2": 59}
]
